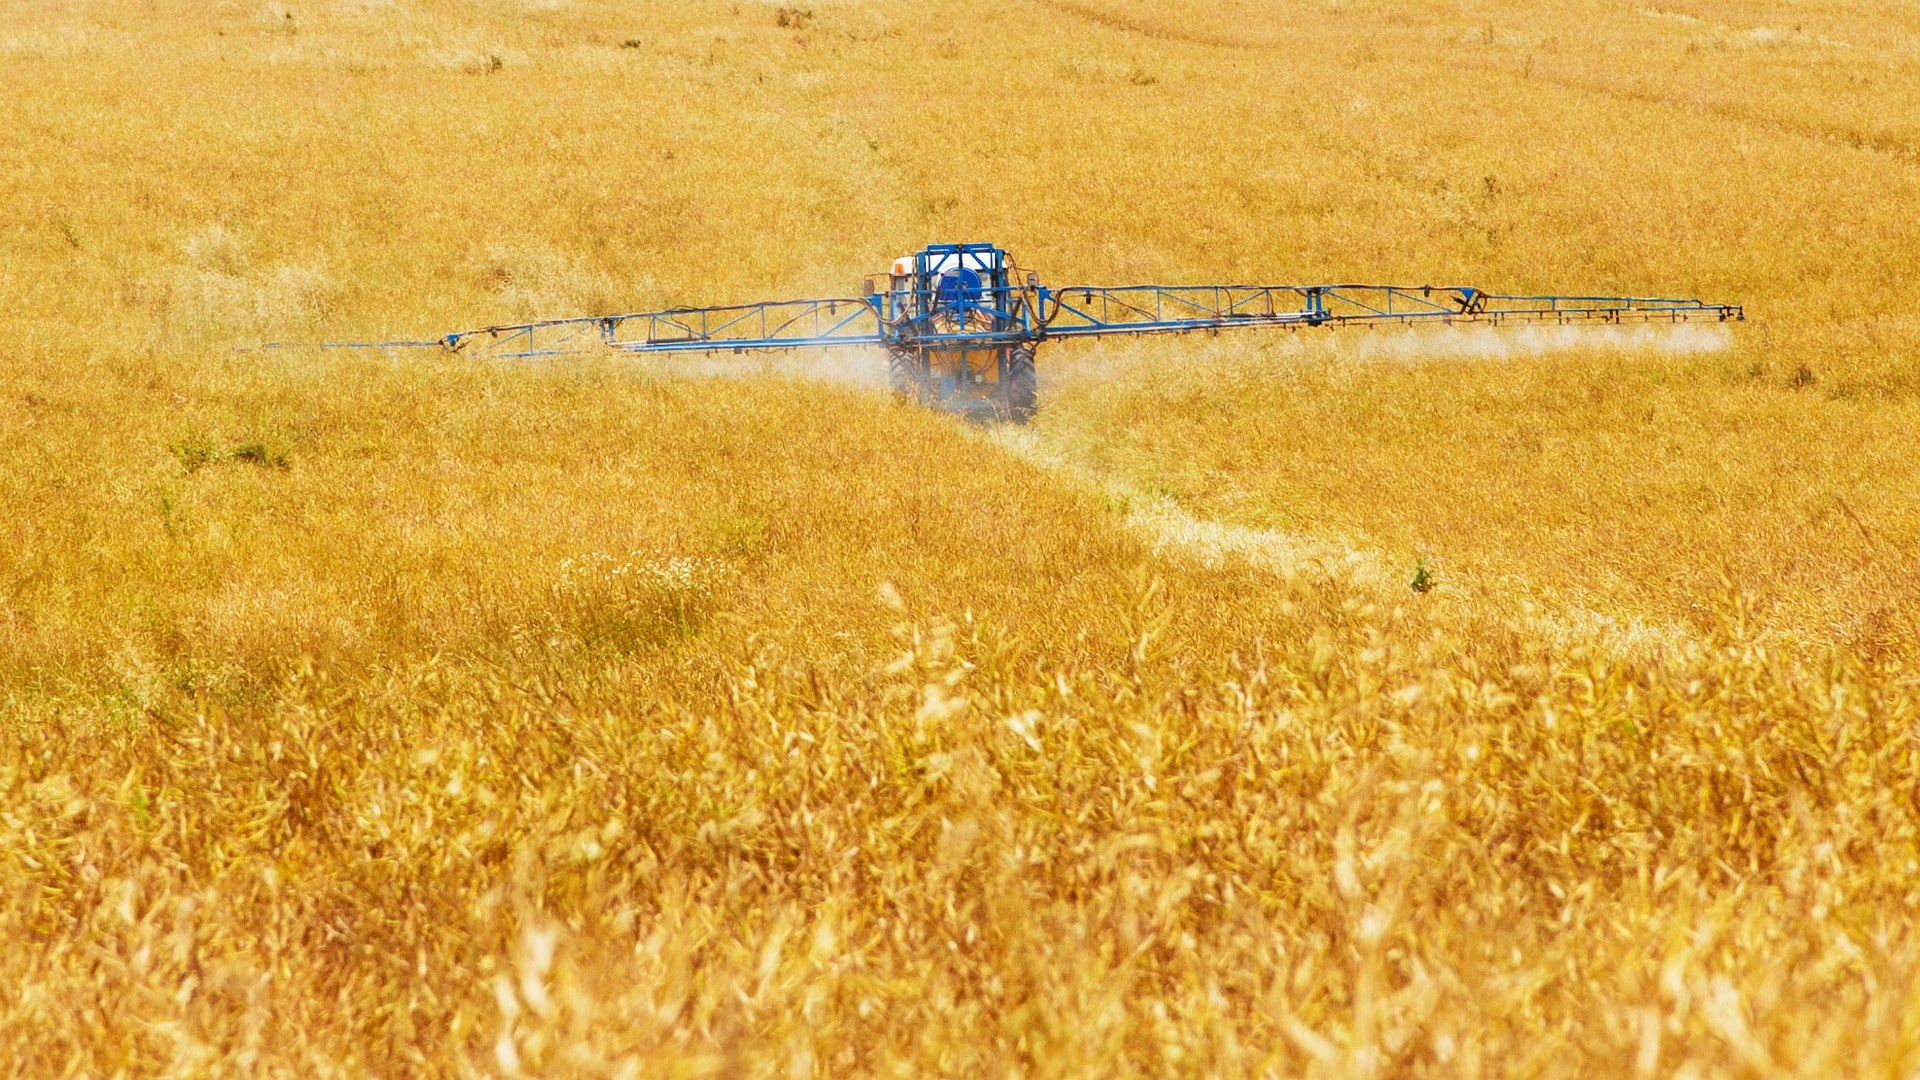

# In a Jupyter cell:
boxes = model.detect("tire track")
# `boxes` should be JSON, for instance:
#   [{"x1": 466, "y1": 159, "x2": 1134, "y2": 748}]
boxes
[
  {"x1": 1029, "y1": 0, "x2": 1277, "y2": 51},
  {"x1": 1460, "y1": 61, "x2": 1920, "y2": 169},
  {"x1": 984, "y1": 425, "x2": 1700, "y2": 663}
]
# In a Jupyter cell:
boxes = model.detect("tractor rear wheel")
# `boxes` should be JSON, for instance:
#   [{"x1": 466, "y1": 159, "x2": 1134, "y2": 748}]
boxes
[
  {"x1": 887, "y1": 348, "x2": 924, "y2": 401},
  {"x1": 1003, "y1": 346, "x2": 1037, "y2": 423}
]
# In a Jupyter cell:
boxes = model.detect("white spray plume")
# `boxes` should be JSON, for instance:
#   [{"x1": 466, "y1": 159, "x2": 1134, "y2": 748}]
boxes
[
  {"x1": 614, "y1": 323, "x2": 1729, "y2": 391},
  {"x1": 627, "y1": 347, "x2": 888, "y2": 389},
  {"x1": 1348, "y1": 321, "x2": 1733, "y2": 362}
]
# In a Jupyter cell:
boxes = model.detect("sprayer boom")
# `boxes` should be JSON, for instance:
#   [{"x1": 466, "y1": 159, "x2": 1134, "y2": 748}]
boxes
[{"x1": 271, "y1": 242, "x2": 1743, "y2": 421}]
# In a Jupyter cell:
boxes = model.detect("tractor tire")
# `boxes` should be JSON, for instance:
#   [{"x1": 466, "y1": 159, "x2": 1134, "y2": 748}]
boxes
[
  {"x1": 887, "y1": 348, "x2": 924, "y2": 401},
  {"x1": 1003, "y1": 346, "x2": 1038, "y2": 423}
]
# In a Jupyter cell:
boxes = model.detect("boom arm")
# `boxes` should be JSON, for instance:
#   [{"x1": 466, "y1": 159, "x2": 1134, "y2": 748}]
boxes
[
  {"x1": 1037, "y1": 283, "x2": 1743, "y2": 339},
  {"x1": 442, "y1": 296, "x2": 886, "y2": 359},
  {"x1": 443, "y1": 283, "x2": 1740, "y2": 359},
  {"x1": 267, "y1": 241, "x2": 1741, "y2": 362}
]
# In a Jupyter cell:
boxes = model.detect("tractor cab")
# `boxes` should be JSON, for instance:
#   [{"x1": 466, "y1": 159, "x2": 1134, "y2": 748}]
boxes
[
  {"x1": 874, "y1": 243, "x2": 1041, "y2": 422},
  {"x1": 882, "y1": 244, "x2": 1023, "y2": 330}
]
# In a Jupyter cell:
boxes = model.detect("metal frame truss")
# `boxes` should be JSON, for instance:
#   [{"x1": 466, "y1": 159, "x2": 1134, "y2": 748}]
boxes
[{"x1": 271, "y1": 244, "x2": 1743, "y2": 361}]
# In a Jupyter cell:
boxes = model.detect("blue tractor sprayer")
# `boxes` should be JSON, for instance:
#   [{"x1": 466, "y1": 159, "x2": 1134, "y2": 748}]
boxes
[{"x1": 284, "y1": 242, "x2": 1744, "y2": 422}]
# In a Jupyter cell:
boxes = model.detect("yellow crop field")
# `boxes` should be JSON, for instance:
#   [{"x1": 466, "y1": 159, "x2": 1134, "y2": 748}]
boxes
[{"x1": 5, "y1": 0, "x2": 1920, "y2": 1075}]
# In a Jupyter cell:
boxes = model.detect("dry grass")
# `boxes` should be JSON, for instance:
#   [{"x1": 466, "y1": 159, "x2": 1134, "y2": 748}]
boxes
[
  {"x1": 4, "y1": 0, "x2": 1920, "y2": 1075},
  {"x1": 1035, "y1": 329, "x2": 1920, "y2": 653}
]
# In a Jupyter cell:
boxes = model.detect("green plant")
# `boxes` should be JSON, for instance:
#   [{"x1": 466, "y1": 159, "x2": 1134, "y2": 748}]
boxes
[
  {"x1": 169, "y1": 433, "x2": 218, "y2": 473},
  {"x1": 230, "y1": 441, "x2": 291, "y2": 469},
  {"x1": 1410, "y1": 554, "x2": 1436, "y2": 593}
]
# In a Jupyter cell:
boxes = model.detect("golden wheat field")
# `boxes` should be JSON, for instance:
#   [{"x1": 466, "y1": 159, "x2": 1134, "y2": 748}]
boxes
[{"x1": 5, "y1": 0, "x2": 1920, "y2": 1075}]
